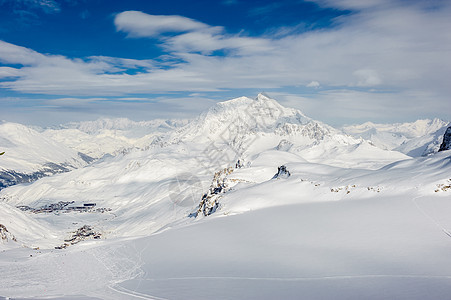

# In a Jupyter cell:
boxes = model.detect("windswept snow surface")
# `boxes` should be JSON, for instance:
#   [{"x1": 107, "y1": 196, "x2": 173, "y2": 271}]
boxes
[{"x1": 1, "y1": 94, "x2": 451, "y2": 299}]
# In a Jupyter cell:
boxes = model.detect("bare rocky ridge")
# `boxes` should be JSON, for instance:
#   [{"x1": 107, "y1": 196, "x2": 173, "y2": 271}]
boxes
[
  {"x1": 438, "y1": 127, "x2": 451, "y2": 152},
  {"x1": 0, "y1": 224, "x2": 17, "y2": 243},
  {"x1": 193, "y1": 167, "x2": 234, "y2": 217}
]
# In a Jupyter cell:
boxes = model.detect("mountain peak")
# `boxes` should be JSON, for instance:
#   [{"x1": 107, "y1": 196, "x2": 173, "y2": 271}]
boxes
[
  {"x1": 200, "y1": 94, "x2": 311, "y2": 133},
  {"x1": 256, "y1": 92, "x2": 271, "y2": 101}
]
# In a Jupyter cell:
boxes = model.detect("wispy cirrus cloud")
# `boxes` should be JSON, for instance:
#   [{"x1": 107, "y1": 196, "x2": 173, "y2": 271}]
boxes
[{"x1": 1, "y1": 0, "x2": 63, "y2": 14}]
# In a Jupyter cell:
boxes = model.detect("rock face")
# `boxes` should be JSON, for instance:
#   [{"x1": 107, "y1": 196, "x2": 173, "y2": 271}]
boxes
[
  {"x1": 438, "y1": 127, "x2": 451, "y2": 152},
  {"x1": 0, "y1": 224, "x2": 17, "y2": 243},
  {"x1": 193, "y1": 167, "x2": 234, "y2": 217},
  {"x1": 56, "y1": 225, "x2": 101, "y2": 249},
  {"x1": 272, "y1": 165, "x2": 291, "y2": 179}
]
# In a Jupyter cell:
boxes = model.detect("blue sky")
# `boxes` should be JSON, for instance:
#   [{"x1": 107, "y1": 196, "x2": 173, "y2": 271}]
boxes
[{"x1": 0, "y1": 0, "x2": 450, "y2": 126}]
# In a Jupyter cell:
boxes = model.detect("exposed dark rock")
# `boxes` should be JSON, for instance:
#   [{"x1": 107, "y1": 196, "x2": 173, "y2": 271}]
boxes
[
  {"x1": 56, "y1": 225, "x2": 101, "y2": 249},
  {"x1": 0, "y1": 153, "x2": 95, "y2": 191},
  {"x1": 235, "y1": 159, "x2": 244, "y2": 169},
  {"x1": 191, "y1": 167, "x2": 234, "y2": 217},
  {"x1": 438, "y1": 127, "x2": 451, "y2": 152},
  {"x1": 272, "y1": 165, "x2": 291, "y2": 179}
]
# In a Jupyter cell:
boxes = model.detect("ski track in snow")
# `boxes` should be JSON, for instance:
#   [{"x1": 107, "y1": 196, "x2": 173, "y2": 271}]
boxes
[
  {"x1": 137, "y1": 274, "x2": 451, "y2": 282},
  {"x1": 411, "y1": 195, "x2": 451, "y2": 239},
  {"x1": 109, "y1": 284, "x2": 168, "y2": 300}
]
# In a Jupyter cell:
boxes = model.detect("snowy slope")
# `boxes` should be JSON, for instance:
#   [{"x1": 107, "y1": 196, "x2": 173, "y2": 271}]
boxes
[
  {"x1": 0, "y1": 150, "x2": 450, "y2": 299},
  {"x1": 0, "y1": 122, "x2": 95, "y2": 190},
  {"x1": 0, "y1": 118, "x2": 188, "y2": 191},
  {"x1": 1, "y1": 94, "x2": 450, "y2": 299},
  {"x1": 0, "y1": 94, "x2": 411, "y2": 246},
  {"x1": 0, "y1": 122, "x2": 89, "y2": 173},
  {"x1": 342, "y1": 118, "x2": 450, "y2": 156}
]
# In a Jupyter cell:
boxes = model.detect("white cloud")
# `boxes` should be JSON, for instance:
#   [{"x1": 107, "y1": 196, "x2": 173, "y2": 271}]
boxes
[
  {"x1": 307, "y1": 81, "x2": 320, "y2": 88},
  {"x1": 114, "y1": 11, "x2": 212, "y2": 38},
  {"x1": 0, "y1": 67, "x2": 20, "y2": 78},
  {"x1": 1, "y1": 1, "x2": 451, "y2": 124},
  {"x1": 115, "y1": 11, "x2": 272, "y2": 56},
  {"x1": 0, "y1": 40, "x2": 44, "y2": 65},
  {"x1": 270, "y1": 89, "x2": 451, "y2": 126},
  {"x1": 353, "y1": 69, "x2": 381, "y2": 87}
]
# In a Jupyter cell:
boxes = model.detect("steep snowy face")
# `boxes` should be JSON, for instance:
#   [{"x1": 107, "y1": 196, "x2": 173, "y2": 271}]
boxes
[
  {"x1": 148, "y1": 93, "x2": 408, "y2": 169},
  {"x1": 439, "y1": 127, "x2": 451, "y2": 151},
  {"x1": 342, "y1": 118, "x2": 450, "y2": 156},
  {"x1": 160, "y1": 94, "x2": 338, "y2": 153},
  {"x1": 168, "y1": 94, "x2": 313, "y2": 141}
]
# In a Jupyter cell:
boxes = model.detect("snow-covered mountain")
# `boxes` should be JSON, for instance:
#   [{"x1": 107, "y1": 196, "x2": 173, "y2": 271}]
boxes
[
  {"x1": 0, "y1": 118, "x2": 189, "y2": 191},
  {"x1": 0, "y1": 122, "x2": 95, "y2": 190},
  {"x1": 154, "y1": 94, "x2": 408, "y2": 169},
  {"x1": 1, "y1": 94, "x2": 451, "y2": 299},
  {"x1": 342, "y1": 118, "x2": 450, "y2": 157},
  {"x1": 0, "y1": 94, "x2": 412, "y2": 244},
  {"x1": 44, "y1": 117, "x2": 189, "y2": 158}
]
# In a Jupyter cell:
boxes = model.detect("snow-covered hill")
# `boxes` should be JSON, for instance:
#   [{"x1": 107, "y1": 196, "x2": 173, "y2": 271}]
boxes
[
  {"x1": 0, "y1": 118, "x2": 189, "y2": 191},
  {"x1": 0, "y1": 122, "x2": 94, "y2": 190},
  {"x1": 342, "y1": 118, "x2": 450, "y2": 157},
  {"x1": 1, "y1": 94, "x2": 450, "y2": 299}
]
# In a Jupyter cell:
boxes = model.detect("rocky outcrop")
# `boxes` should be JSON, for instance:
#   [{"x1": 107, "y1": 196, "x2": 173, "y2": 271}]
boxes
[
  {"x1": 276, "y1": 139, "x2": 293, "y2": 151},
  {"x1": 0, "y1": 224, "x2": 17, "y2": 243},
  {"x1": 56, "y1": 225, "x2": 101, "y2": 249},
  {"x1": 272, "y1": 165, "x2": 291, "y2": 179},
  {"x1": 192, "y1": 167, "x2": 234, "y2": 217},
  {"x1": 438, "y1": 127, "x2": 451, "y2": 152}
]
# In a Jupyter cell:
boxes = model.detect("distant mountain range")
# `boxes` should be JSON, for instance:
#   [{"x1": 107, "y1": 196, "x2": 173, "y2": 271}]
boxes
[{"x1": 1, "y1": 93, "x2": 449, "y2": 245}]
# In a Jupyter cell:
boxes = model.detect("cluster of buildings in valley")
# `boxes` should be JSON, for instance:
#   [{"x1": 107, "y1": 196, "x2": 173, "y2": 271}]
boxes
[{"x1": 17, "y1": 201, "x2": 111, "y2": 214}]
